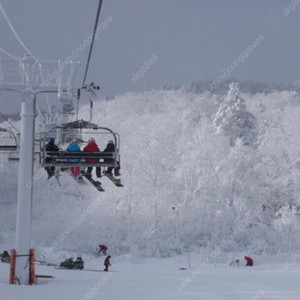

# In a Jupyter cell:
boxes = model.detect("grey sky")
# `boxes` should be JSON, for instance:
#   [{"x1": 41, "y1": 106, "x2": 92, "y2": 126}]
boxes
[{"x1": 0, "y1": 0, "x2": 299, "y2": 113}]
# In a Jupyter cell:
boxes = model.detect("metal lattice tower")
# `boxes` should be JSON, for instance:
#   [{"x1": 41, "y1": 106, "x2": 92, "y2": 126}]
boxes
[{"x1": 0, "y1": 54, "x2": 79, "y2": 285}]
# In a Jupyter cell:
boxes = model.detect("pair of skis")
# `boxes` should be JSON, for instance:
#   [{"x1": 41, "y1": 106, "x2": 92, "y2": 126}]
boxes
[
  {"x1": 81, "y1": 170, "x2": 105, "y2": 191},
  {"x1": 81, "y1": 170, "x2": 123, "y2": 192},
  {"x1": 48, "y1": 169, "x2": 123, "y2": 192}
]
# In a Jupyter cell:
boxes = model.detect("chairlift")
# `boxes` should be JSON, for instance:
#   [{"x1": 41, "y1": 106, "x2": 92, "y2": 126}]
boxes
[
  {"x1": 0, "y1": 127, "x2": 19, "y2": 160},
  {"x1": 39, "y1": 119, "x2": 120, "y2": 170}
]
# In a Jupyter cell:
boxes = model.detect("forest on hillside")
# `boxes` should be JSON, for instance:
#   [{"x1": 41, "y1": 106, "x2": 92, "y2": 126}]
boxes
[{"x1": 1, "y1": 82, "x2": 300, "y2": 258}]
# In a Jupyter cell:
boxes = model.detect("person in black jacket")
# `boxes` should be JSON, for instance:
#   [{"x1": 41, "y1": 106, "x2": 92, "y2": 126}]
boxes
[
  {"x1": 103, "y1": 140, "x2": 120, "y2": 176},
  {"x1": 45, "y1": 137, "x2": 59, "y2": 179},
  {"x1": 1, "y1": 250, "x2": 10, "y2": 263}
]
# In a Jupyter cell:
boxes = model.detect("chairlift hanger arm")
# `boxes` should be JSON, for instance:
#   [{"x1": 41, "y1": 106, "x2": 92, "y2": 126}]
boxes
[
  {"x1": 77, "y1": 0, "x2": 103, "y2": 119},
  {"x1": 81, "y1": 0, "x2": 103, "y2": 89}
]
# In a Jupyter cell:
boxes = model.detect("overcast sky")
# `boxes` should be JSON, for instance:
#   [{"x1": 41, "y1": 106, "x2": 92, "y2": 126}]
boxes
[{"x1": 0, "y1": 0, "x2": 300, "y2": 113}]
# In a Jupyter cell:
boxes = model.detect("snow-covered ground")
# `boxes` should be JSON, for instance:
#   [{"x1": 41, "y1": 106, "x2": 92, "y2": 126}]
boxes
[{"x1": 1, "y1": 252, "x2": 300, "y2": 299}]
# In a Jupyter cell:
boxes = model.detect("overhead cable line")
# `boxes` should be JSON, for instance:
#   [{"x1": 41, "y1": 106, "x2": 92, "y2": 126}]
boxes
[
  {"x1": 0, "y1": 47, "x2": 19, "y2": 60},
  {"x1": 81, "y1": 0, "x2": 103, "y2": 88},
  {"x1": 0, "y1": 1, "x2": 36, "y2": 60},
  {"x1": 0, "y1": 1, "x2": 50, "y2": 118}
]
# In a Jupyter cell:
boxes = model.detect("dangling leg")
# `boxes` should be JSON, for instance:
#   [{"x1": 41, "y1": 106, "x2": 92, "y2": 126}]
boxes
[
  {"x1": 96, "y1": 166, "x2": 102, "y2": 178},
  {"x1": 114, "y1": 165, "x2": 120, "y2": 176},
  {"x1": 70, "y1": 167, "x2": 75, "y2": 176},
  {"x1": 74, "y1": 167, "x2": 80, "y2": 176},
  {"x1": 86, "y1": 167, "x2": 93, "y2": 177},
  {"x1": 45, "y1": 166, "x2": 54, "y2": 179},
  {"x1": 106, "y1": 167, "x2": 113, "y2": 175}
]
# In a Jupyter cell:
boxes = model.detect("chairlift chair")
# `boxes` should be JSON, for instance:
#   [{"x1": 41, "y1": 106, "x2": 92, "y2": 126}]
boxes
[
  {"x1": 39, "y1": 119, "x2": 120, "y2": 170},
  {"x1": 0, "y1": 127, "x2": 19, "y2": 160}
]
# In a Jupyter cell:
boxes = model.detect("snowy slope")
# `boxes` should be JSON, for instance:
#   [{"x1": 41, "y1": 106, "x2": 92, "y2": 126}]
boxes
[{"x1": 1, "y1": 253, "x2": 300, "y2": 299}]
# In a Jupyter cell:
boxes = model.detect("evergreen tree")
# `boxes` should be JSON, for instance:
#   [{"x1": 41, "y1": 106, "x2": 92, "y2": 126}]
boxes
[{"x1": 213, "y1": 82, "x2": 256, "y2": 146}]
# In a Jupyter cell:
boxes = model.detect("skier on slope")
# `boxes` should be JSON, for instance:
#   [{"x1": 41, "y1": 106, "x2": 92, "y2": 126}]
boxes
[
  {"x1": 98, "y1": 244, "x2": 108, "y2": 255},
  {"x1": 244, "y1": 256, "x2": 254, "y2": 266},
  {"x1": 103, "y1": 255, "x2": 111, "y2": 271},
  {"x1": 103, "y1": 140, "x2": 120, "y2": 176},
  {"x1": 83, "y1": 138, "x2": 101, "y2": 178},
  {"x1": 45, "y1": 137, "x2": 59, "y2": 179}
]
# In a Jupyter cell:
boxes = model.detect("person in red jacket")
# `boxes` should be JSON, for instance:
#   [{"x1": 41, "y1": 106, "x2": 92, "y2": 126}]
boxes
[
  {"x1": 103, "y1": 255, "x2": 111, "y2": 272},
  {"x1": 244, "y1": 256, "x2": 254, "y2": 266},
  {"x1": 83, "y1": 138, "x2": 101, "y2": 178},
  {"x1": 98, "y1": 244, "x2": 108, "y2": 255}
]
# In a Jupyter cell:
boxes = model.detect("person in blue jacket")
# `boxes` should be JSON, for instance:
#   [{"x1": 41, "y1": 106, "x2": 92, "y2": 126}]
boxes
[{"x1": 67, "y1": 140, "x2": 82, "y2": 179}]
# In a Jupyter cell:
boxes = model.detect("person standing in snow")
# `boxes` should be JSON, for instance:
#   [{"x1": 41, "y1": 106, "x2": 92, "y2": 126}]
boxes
[
  {"x1": 45, "y1": 137, "x2": 59, "y2": 179},
  {"x1": 67, "y1": 140, "x2": 82, "y2": 180},
  {"x1": 103, "y1": 255, "x2": 111, "y2": 271},
  {"x1": 103, "y1": 140, "x2": 120, "y2": 176},
  {"x1": 83, "y1": 138, "x2": 101, "y2": 178},
  {"x1": 244, "y1": 256, "x2": 254, "y2": 266}
]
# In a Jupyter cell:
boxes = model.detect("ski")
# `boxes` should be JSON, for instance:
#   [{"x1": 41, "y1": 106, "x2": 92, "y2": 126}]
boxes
[
  {"x1": 81, "y1": 170, "x2": 105, "y2": 192},
  {"x1": 104, "y1": 173, "x2": 123, "y2": 187},
  {"x1": 55, "y1": 170, "x2": 61, "y2": 186}
]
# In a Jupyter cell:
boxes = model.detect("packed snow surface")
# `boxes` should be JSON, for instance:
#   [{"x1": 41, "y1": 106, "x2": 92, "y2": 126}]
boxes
[{"x1": 1, "y1": 253, "x2": 300, "y2": 299}]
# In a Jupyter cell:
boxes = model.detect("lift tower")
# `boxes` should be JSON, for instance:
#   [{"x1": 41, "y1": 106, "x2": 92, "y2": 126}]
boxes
[{"x1": 0, "y1": 54, "x2": 78, "y2": 285}]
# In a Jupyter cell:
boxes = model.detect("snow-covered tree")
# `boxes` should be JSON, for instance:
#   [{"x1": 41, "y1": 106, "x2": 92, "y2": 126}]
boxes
[{"x1": 213, "y1": 82, "x2": 256, "y2": 146}]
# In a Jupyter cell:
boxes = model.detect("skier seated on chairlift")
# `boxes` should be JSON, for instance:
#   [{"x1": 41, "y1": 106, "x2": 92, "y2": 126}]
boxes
[
  {"x1": 83, "y1": 137, "x2": 101, "y2": 178},
  {"x1": 67, "y1": 139, "x2": 83, "y2": 181},
  {"x1": 98, "y1": 244, "x2": 107, "y2": 255},
  {"x1": 45, "y1": 137, "x2": 59, "y2": 179},
  {"x1": 244, "y1": 256, "x2": 254, "y2": 266},
  {"x1": 103, "y1": 140, "x2": 120, "y2": 176}
]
